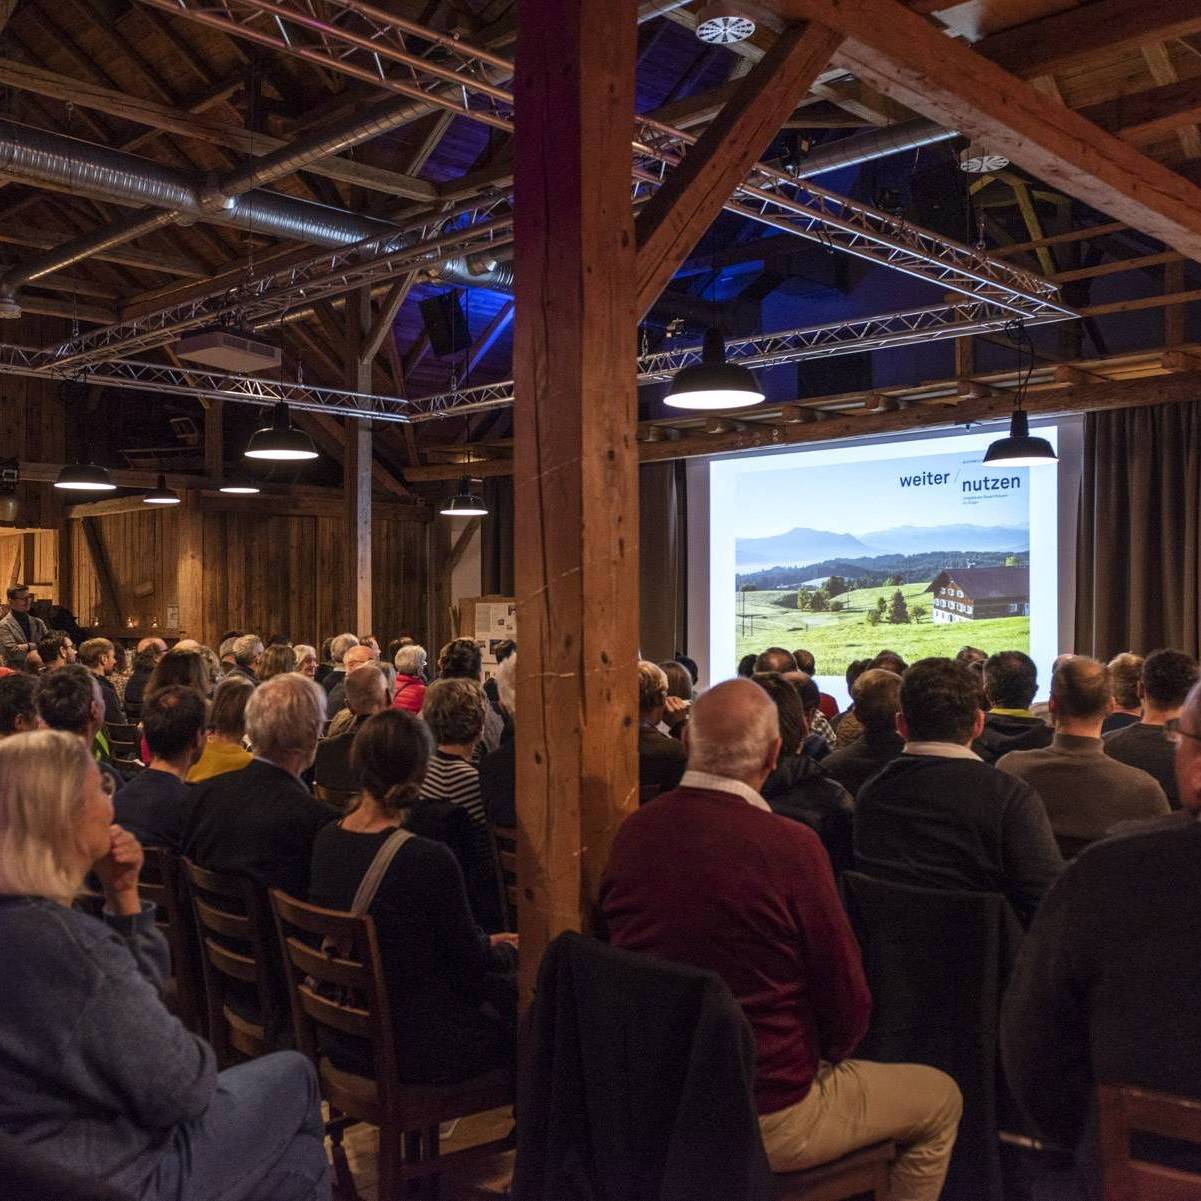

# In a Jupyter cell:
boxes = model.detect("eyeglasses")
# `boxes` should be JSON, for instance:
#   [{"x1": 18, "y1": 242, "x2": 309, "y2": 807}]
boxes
[{"x1": 1163, "y1": 718, "x2": 1201, "y2": 746}]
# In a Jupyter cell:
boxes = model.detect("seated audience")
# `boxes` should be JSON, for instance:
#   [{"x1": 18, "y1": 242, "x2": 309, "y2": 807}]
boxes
[
  {"x1": 871, "y1": 649, "x2": 908, "y2": 675},
  {"x1": 293, "y1": 644, "x2": 318, "y2": 679},
  {"x1": 79, "y1": 637, "x2": 126, "y2": 725},
  {"x1": 972, "y1": 650, "x2": 1053, "y2": 764},
  {"x1": 794, "y1": 674, "x2": 837, "y2": 759},
  {"x1": 599, "y1": 678, "x2": 961, "y2": 1198},
  {"x1": 146, "y1": 649, "x2": 210, "y2": 701},
  {"x1": 830, "y1": 658, "x2": 871, "y2": 746},
  {"x1": 438, "y1": 638, "x2": 503, "y2": 752},
  {"x1": 309, "y1": 709, "x2": 517, "y2": 1086},
  {"x1": 326, "y1": 642, "x2": 379, "y2": 727},
  {"x1": 656, "y1": 659, "x2": 692, "y2": 736},
  {"x1": 314, "y1": 664, "x2": 388, "y2": 797},
  {"x1": 35, "y1": 665, "x2": 124, "y2": 794},
  {"x1": 674, "y1": 653, "x2": 699, "y2": 695},
  {"x1": 124, "y1": 636, "x2": 166, "y2": 718},
  {"x1": 114, "y1": 686, "x2": 207, "y2": 850},
  {"x1": 483, "y1": 639, "x2": 515, "y2": 716},
  {"x1": 322, "y1": 633, "x2": 359, "y2": 695},
  {"x1": 755, "y1": 672, "x2": 853, "y2": 872},
  {"x1": 0, "y1": 673, "x2": 37, "y2": 737},
  {"x1": 636, "y1": 660, "x2": 687, "y2": 798},
  {"x1": 184, "y1": 673, "x2": 336, "y2": 903},
  {"x1": 217, "y1": 635, "x2": 239, "y2": 674},
  {"x1": 226, "y1": 634, "x2": 264, "y2": 686},
  {"x1": 479, "y1": 653, "x2": 517, "y2": 827},
  {"x1": 188, "y1": 676, "x2": 254, "y2": 783},
  {"x1": 855, "y1": 657, "x2": 1063, "y2": 925},
  {"x1": 823, "y1": 668, "x2": 904, "y2": 797},
  {"x1": 1001, "y1": 679, "x2": 1201, "y2": 1174},
  {"x1": 793, "y1": 648, "x2": 838, "y2": 719},
  {"x1": 1105, "y1": 648, "x2": 1199, "y2": 808},
  {"x1": 997, "y1": 656, "x2": 1168, "y2": 850},
  {"x1": 392, "y1": 644, "x2": 428, "y2": 713},
  {"x1": 35, "y1": 631, "x2": 75, "y2": 673},
  {"x1": 1102, "y1": 651, "x2": 1144, "y2": 733},
  {"x1": 420, "y1": 677, "x2": 507, "y2": 932},
  {"x1": 0, "y1": 584, "x2": 47, "y2": 668},
  {"x1": 737, "y1": 653, "x2": 757, "y2": 678},
  {"x1": 259, "y1": 643, "x2": 297, "y2": 682},
  {"x1": 955, "y1": 645, "x2": 987, "y2": 678},
  {"x1": 0, "y1": 729, "x2": 330, "y2": 1201},
  {"x1": 755, "y1": 646, "x2": 796, "y2": 674}
]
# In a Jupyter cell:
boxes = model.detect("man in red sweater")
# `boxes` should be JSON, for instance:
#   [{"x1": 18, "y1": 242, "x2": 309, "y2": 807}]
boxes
[{"x1": 599, "y1": 678, "x2": 961, "y2": 1201}]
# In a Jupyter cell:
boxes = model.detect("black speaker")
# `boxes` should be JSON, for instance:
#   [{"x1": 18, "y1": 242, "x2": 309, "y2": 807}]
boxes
[{"x1": 419, "y1": 292, "x2": 471, "y2": 357}]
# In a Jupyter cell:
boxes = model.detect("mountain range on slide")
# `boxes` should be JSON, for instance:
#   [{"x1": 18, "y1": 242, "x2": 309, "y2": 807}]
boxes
[{"x1": 735, "y1": 524, "x2": 1030, "y2": 570}]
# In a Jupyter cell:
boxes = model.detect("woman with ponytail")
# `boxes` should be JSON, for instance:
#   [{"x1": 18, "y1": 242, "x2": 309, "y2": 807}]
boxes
[{"x1": 307, "y1": 709, "x2": 518, "y2": 1085}]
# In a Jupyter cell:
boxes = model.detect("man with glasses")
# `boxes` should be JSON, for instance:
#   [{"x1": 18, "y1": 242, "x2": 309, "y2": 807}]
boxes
[
  {"x1": 1001, "y1": 679, "x2": 1201, "y2": 1178},
  {"x1": 0, "y1": 585, "x2": 47, "y2": 669}
]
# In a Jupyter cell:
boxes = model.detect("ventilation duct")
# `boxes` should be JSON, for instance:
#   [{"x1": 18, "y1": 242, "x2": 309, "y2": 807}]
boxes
[{"x1": 793, "y1": 119, "x2": 958, "y2": 179}]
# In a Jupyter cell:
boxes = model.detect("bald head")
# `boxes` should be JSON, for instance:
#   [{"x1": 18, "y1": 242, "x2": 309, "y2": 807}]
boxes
[
  {"x1": 173, "y1": 639, "x2": 203, "y2": 654},
  {"x1": 345, "y1": 664, "x2": 387, "y2": 715},
  {"x1": 345, "y1": 644, "x2": 379, "y2": 672},
  {"x1": 137, "y1": 636, "x2": 168, "y2": 657},
  {"x1": 684, "y1": 678, "x2": 781, "y2": 788},
  {"x1": 1050, "y1": 655, "x2": 1112, "y2": 732}
]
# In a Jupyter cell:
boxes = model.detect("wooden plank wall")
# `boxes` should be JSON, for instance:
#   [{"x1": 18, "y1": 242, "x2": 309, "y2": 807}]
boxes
[
  {"x1": 0, "y1": 370, "x2": 67, "y2": 530},
  {"x1": 0, "y1": 529, "x2": 58, "y2": 599},
  {"x1": 69, "y1": 504, "x2": 430, "y2": 647}
]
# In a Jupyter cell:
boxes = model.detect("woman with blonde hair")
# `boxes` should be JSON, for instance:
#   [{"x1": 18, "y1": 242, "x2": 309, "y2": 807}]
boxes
[{"x1": 0, "y1": 730, "x2": 330, "y2": 1201}]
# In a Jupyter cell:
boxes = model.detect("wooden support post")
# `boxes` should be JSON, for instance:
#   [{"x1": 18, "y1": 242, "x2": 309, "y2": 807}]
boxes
[
  {"x1": 57, "y1": 522, "x2": 73, "y2": 613},
  {"x1": 513, "y1": 0, "x2": 640, "y2": 998},
  {"x1": 80, "y1": 518, "x2": 124, "y2": 628},
  {"x1": 176, "y1": 489, "x2": 205, "y2": 640},
  {"x1": 346, "y1": 287, "x2": 373, "y2": 635}
]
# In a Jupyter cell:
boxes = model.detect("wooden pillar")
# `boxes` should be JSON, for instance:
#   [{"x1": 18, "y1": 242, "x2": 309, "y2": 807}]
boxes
[
  {"x1": 346, "y1": 287, "x2": 373, "y2": 636},
  {"x1": 513, "y1": 0, "x2": 640, "y2": 998},
  {"x1": 176, "y1": 489, "x2": 205, "y2": 641}
]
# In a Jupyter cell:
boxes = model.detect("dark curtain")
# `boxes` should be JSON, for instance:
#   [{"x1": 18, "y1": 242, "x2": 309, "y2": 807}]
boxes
[
  {"x1": 478, "y1": 463, "x2": 688, "y2": 661},
  {"x1": 1076, "y1": 400, "x2": 1201, "y2": 658}
]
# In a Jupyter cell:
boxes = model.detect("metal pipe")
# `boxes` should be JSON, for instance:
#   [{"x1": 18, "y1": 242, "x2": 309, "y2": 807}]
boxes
[{"x1": 796, "y1": 119, "x2": 958, "y2": 178}]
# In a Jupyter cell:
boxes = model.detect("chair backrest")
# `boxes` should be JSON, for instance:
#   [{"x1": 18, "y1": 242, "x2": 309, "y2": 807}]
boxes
[
  {"x1": 1098, "y1": 1085, "x2": 1201, "y2": 1200},
  {"x1": 140, "y1": 847, "x2": 204, "y2": 1034},
  {"x1": 314, "y1": 782, "x2": 357, "y2": 810},
  {"x1": 182, "y1": 858, "x2": 274, "y2": 1064},
  {"x1": 105, "y1": 722, "x2": 143, "y2": 772},
  {"x1": 269, "y1": 889, "x2": 399, "y2": 1116}
]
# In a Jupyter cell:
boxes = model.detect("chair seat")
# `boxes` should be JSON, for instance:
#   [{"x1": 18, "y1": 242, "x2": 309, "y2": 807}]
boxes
[
  {"x1": 773, "y1": 1139, "x2": 895, "y2": 1201},
  {"x1": 319, "y1": 1057, "x2": 511, "y2": 1128}
]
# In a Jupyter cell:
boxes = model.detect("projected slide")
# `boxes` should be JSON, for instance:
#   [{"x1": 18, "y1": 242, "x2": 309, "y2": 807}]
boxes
[{"x1": 707, "y1": 427, "x2": 1061, "y2": 688}]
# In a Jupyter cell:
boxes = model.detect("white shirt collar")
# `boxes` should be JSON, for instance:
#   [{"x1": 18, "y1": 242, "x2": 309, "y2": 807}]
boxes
[
  {"x1": 679, "y1": 769, "x2": 772, "y2": 812},
  {"x1": 902, "y1": 741, "x2": 981, "y2": 760}
]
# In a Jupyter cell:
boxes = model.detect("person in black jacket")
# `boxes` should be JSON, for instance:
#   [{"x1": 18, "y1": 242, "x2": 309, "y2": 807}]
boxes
[
  {"x1": 855, "y1": 657, "x2": 1063, "y2": 926},
  {"x1": 313, "y1": 663, "x2": 388, "y2": 796},
  {"x1": 123, "y1": 637, "x2": 167, "y2": 720},
  {"x1": 755, "y1": 672, "x2": 853, "y2": 872},
  {"x1": 310, "y1": 708, "x2": 517, "y2": 1084},
  {"x1": 78, "y1": 637, "x2": 125, "y2": 725},
  {"x1": 823, "y1": 668, "x2": 905, "y2": 797},
  {"x1": 972, "y1": 650, "x2": 1053, "y2": 765}
]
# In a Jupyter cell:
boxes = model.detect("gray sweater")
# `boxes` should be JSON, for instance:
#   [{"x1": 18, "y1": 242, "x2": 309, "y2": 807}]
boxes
[{"x1": 0, "y1": 896, "x2": 216, "y2": 1194}]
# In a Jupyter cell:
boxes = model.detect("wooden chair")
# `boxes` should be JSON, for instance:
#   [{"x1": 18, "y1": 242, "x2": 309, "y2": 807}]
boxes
[
  {"x1": 139, "y1": 847, "x2": 205, "y2": 1035},
  {"x1": 1098, "y1": 1084, "x2": 1201, "y2": 1200},
  {"x1": 183, "y1": 859, "x2": 275, "y2": 1066},
  {"x1": 774, "y1": 1141, "x2": 895, "y2": 1200},
  {"x1": 271, "y1": 889, "x2": 513, "y2": 1201},
  {"x1": 104, "y1": 721, "x2": 143, "y2": 774},
  {"x1": 493, "y1": 825, "x2": 518, "y2": 920}
]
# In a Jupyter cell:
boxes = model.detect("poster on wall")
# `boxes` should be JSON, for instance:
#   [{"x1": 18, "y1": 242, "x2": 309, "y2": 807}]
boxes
[{"x1": 469, "y1": 598, "x2": 517, "y2": 673}]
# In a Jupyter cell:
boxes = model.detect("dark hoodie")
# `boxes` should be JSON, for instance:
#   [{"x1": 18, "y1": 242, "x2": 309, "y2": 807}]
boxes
[
  {"x1": 762, "y1": 752, "x2": 854, "y2": 873},
  {"x1": 973, "y1": 711, "x2": 1052, "y2": 765}
]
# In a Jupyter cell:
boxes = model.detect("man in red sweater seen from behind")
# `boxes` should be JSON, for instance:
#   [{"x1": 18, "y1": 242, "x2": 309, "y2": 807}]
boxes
[{"x1": 599, "y1": 677, "x2": 961, "y2": 1200}]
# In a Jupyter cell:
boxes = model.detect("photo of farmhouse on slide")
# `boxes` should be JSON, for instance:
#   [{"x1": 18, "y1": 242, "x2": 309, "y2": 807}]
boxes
[{"x1": 733, "y1": 447, "x2": 1032, "y2": 677}]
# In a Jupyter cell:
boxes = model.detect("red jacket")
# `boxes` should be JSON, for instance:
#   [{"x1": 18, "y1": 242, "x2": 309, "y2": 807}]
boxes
[
  {"x1": 599, "y1": 785, "x2": 871, "y2": 1115},
  {"x1": 392, "y1": 674, "x2": 426, "y2": 714}
]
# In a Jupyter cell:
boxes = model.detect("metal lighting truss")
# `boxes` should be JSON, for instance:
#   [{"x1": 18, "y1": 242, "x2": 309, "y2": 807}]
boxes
[{"x1": 3, "y1": 301, "x2": 1070, "y2": 423}]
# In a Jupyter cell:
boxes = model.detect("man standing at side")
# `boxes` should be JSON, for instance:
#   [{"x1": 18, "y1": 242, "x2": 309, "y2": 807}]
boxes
[
  {"x1": 997, "y1": 656, "x2": 1168, "y2": 852},
  {"x1": 0, "y1": 585, "x2": 47, "y2": 669},
  {"x1": 600, "y1": 678, "x2": 961, "y2": 1200},
  {"x1": 1001, "y1": 680, "x2": 1201, "y2": 1177},
  {"x1": 1104, "y1": 648, "x2": 1199, "y2": 809}
]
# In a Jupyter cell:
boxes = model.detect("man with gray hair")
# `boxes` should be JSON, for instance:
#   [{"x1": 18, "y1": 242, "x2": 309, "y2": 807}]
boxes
[
  {"x1": 322, "y1": 632, "x2": 360, "y2": 696},
  {"x1": 227, "y1": 633, "x2": 265, "y2": 686},
  {"x1": 314, "y1": 663, "x2": 388, "y2": 796},
  {"x1": 600, "y1": 677, "x2": 961, "y2": 1200}
]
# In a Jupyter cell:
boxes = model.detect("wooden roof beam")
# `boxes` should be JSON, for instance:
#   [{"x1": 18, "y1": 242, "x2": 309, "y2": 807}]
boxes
[{"x1": 1078, "y1": 75, "x2": 1201, "y2": 146}]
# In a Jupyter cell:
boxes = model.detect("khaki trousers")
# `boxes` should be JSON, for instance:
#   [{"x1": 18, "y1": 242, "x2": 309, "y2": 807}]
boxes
[{"x1": 759, "y1": 1060, "x2": 962, "y2": 1201}]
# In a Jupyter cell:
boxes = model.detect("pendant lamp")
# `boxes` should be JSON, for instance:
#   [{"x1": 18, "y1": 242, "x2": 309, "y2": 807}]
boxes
[
  {"x1": 982, "y1": 410, "x2": 1056, "y2": 467},
  {"x1": 664, "y1": 327, "x2": 764, "y2": 410},
  {"x1": 143, "y1": 474, "x2": 180, "y2": 504},
  {"x1": 54, "y1": 463, "x2": 116, "y2": 491},
  {"x1": 244, "y1": 402, "x2": 318, "y2": 461},
  {"x1": 439, "y1": 477, "x2": 488, "y2": 517}
]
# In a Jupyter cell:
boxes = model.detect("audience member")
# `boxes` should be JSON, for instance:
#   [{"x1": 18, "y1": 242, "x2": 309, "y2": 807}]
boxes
[
  {"x1": 227, "y1": 634, "x2": 264, "y2": 686},
  {"x1": 1001, "y1": 679, "x2": 1201, "y2": 1176},
  {"x1": 314, "y1": 664, "x2": 388, "y2": 797},
  {"x1": 674, "y1": 653, "x2": 699, "y2": 692},
  {"x1": 146, "y1": 649, "x2": 210, "y2": 702},
  {"x1": 0, "y1": 585, "x2": 47, "y2": 669},
  {"x1": 188, "y1": 676, "x2": 254, "y2": 783},
  {"x1": 78, "y1": 637, "x2": 126, "y2": 724},
  {"x1": 659, "y1": 659, "x2": 693, "y2": 704},
  {"x1": 124, "y1": 636, "x2": 167, "y2": 718},
  {"x1": 1105, "y1": 648, "x2": 1199, "y2": 808},
  {"x1": 0, "y1": 729, "x2": 330, "y2": 1201},
  {"x1": 35, "y1": 631, "x2": 75, "y2": 672},
  {"x1": 855, "y1": 658, "x2": 1062, "y2": 925},
  {"x1": 322, "y1": 633, "x2": 359, "y2": 695},
  {"x1": 794, "y1": 674, "x2": 837, "y2": 758},
  {"x1": 737, "y1": 653, "x2": 757, "y2": 678},
  {"x1": 755, "y1": 672, "x2": 853, "y2": 872},
  {"x1": 823, "y1": 668, "x2": 904, "y2": 797},
  {"x1": 483, "y1": 639, "x2": 515, "y2": 715},
  {"x1": 871, "y1": 649, "x2": 908, "y2": 675},
  {"x1": 259, "y1": 643, "x2": 297, "y2": 682},
  {"x1": 830, "y1": 658, "x2": 871, "y2": 746},
  {"x1": 392, "y1": 644, "x2": 428, "y2": 713},
  {"x1": 1102, "y1": 651, "x2": 1144, "y2": 733},
  {"x1": 793, "y1": 649, "x2": 838, "y2": 719},
  {"x1": 420, "y1": 677, "x2": 506, "y2": 932},
  {"x1": 972, "y1": 650, "x2": 1053, "y2": 764},
  {"x1": 218, "y1": 635, "x2": 240, "y2": 673},
  {"x1": 309, "y1": 709, "x2": 517, "y2": 1086},
  {"x1": 599, "y1": 678, "x2": 961, "y2": 1198},
  {"x1": 326, "y1": 642, "x2": 378, "y2": 724},
  {"x1": 438, "y1": 638, "x2": 503, "y2": 752},
  {"x1": 755, "y1": 646, "x2": 796, "y2": 674},
  {"x1": 479, "y1": 652, "x2": 517, "y2": 827},
  {"x1": 35, "y1": 664, "x2": 124, "y2": 794},
  {"x1": 114, "y1": 686, "x2": 207, "y2": 850},
  {"x1": 636, "y1": 660, "x2": 687, "y2": 798},
  {"x1": 0, "y1": 673, "x2": 37, "y2": 737},
  {"x1": 955, "y1": 645, "x2": 987, "y2": 678},
  {"x1": 293, "y1": 644, "x2": 318, "y2": 679},
  {"x1": 997, "y1": 656, "x2": 1168, "y2": 851},
  {"x1": 109, "y1": 643, "x2": 133, "y2": 704}
]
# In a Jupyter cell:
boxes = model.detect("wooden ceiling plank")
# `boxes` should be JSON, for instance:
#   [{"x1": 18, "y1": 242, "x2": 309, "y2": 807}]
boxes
[
  {"x1": 1078, "y1": 75, "x2": 1201, "y2": 145},
  {"x1": 1140, "y1": 43, "x2": 1201, "y2": 161}
]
